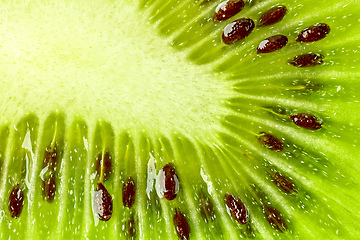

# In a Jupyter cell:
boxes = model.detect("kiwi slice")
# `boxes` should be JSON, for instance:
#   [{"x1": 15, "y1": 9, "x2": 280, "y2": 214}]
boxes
[{"x1": 0, "y1": 0, "x2": 359, "y2": 239}]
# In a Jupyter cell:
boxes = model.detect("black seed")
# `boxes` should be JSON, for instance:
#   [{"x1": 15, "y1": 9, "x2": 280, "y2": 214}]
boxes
[
  {"x1": 258, "y1": 6, "x2": 287, "y2": 27},
  {"x1": 93, "y1": 183, "x2": 113, "y2": 221},
  {"x1": 224, "y1": 194, "x2": 248, "y2": 224},
  {"x1": 258, "y1": 132, "x2": 284, "y2": 152},
  {"x1": 222, "y1": 18, "x2": 255, "y2": 45},
  {"x1": 122, "y1": 176, "x2": 136, "y2": 208},
  {"x1": 271, "y1": 172, "x2": 297, "y2": 194},
  {"x1": 43, "y1": 144, "x2": 58, "y2": 171},
  {"x1": 158, "y1": 163, "x2": 179, "y2": 201},
  {"x1": 9, "y1": 185, "x2": 24, "y2": 218},
  {"x1": 257, "y1": 35, "x2": 288, "y2": 54},
  {"x1": 199, "y1": 191, "x2": 215, "y2": 222},
  {"x1": 289, "y1": 53, "x2": 324, "y2": 67},
  {"x1": 290, "y1": 113, "x2": 322, "y2": 130},
  {"x1": 96, "y1": 151, "x2": 112, "y2": 182},
  {"x1": 126, "y1": 214, "x2": 136, "y2": 239},
  {"x1": 296, "y1": 23, "x2": 330, "y2": 42},
  {"x1": 263, "y1": 206, "x2": 287, "y2": 232},
  {"x1": 173, "y1": 208, "x2": 190, "y2": 240},
  {"x1": 213, "y1": 0, "x2": 245, "y2": 22},
  {"x1": 43, "y1": 174, "x2": 56, "y2": 202}
]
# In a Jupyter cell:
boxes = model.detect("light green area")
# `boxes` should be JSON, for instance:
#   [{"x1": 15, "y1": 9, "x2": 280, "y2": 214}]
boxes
[{"x1": 0, "y1": 0, "x2": 232, "y2": 137}]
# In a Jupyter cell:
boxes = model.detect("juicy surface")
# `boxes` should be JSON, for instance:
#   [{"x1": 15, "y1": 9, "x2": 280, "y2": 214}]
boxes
[{"x1": 0, "y1": 0, "x2": 359, "y2": 239}]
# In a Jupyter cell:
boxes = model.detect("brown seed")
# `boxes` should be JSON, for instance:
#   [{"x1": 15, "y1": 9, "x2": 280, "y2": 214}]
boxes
[
  {"x1": 126, "y1": 214, "x2": 136, "y2": 238},
  {"x1": 9, "y1": 185, "x2": 24, "y2": 218},
  {"x1": 213, "y1": 0, "x2": 245, "y2": 22},
  {"x1": 258, "y1": 132, "x2": 284, "y2": 152},
  {"x1": 289, "y1": 53, "x2": 324, "y2": 67},
  {"x1": 122, "y1": 177, "x2": 136, "y2": 208},
  {"x1": 271, "y1": 172, "x2": 297, "y2": 194},
  {"x1": 158, "y1": 163, "x2": 179, "y2": 201},
  {"x1": 43, "y1": 174, "x2": 56, "y2": 202},
  {"x1": 257, "y1": 34, "x2": 288, "y2": 54},
  {"x1": 290, "y1": 113, "x2": 322, "y2": 130},
  {"x1": 199, "y1": 191, "x2": 215, "y2": 222},
  {"x1": 258, "y1": 6, "x2": 287, "y2": 27},
  {"x1": 173, "y1": 208, "x2": 190, "y2": 240},
  {"x1": 93, "y1": 183, "x2": 113, "y2": 221},
  {"x1": 224, "y1": 194, "x2": 248, "y2": 224},
  {"x1": 222, "y1": 18, "x2": 255, "y2": 45},
  {"x1": 43, "y1": 145, "x2": 58, "y2": 170},
  {"x1": 96, "y1": 152, "x2": 112, "y2": 182},
  {"x1": 263, "y1": 206, "x2": 287, "y2": 232},
  {"x1": 296, "y1": 23, "x2": 330, "y2": 42}
]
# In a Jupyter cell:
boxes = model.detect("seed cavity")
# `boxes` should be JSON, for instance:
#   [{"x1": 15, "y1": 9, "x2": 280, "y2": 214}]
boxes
[
  {"x1": 257, "y1": 34, "x2": 288, "y2": 54},
  {"x1": 93, "y1": 182, "x2": 113, "y2": 221},
  {"x1": 296, "y1": 23, "x2": 330, "y2": 42},
  {"x1": 271, "y1": 172, "x2": 297, "y2": 194},
  {"x1": 222, "y1": 18, "x2": 255, "y2": 45},
  {"x1": 173, "y1": 208, "x2": 191, "y2": 240},
  {"x1": 199, "y1": 191, "x2": 215, "y2": 222},
  {"x1": 122, "y1": 176, "x2": 136, "y2": 208},
  {"x1": 9, "y1": 185, "x2": 24, "y2": 218},
  {"x1": 258, "y1": 6, "x2": 287, "y2": 27},
  {"x1": 157, "y1": 163, "x2": 179, "y2": 201},
  {"x1": 258, "y1": 132, "x2": 284, "y2": 152},
  {"x1": 289, "y1": 53, "x2": 324, "y2": 67},
  {"x1": 263, "y1": 206, "x2": 287, "y2": 233},
  {"x1": 96, "y1": 151, "x2": 112, "y2": 182},
  {"x1": 224, "y1": 194, "x2": 248, "y2": 224},
  {"x1": 43, "y1": 175, "x2": 56, "y2": 202},
  {"x1": 290, "y1": 113, "x2": 322, "y2": 130},
  {"x1": 213, "y1": 0, "x2": 245, "y2": 22}
]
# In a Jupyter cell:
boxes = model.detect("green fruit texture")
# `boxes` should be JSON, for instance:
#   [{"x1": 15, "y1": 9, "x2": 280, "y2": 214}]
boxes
[{"x1": 0, "y1": 0, "x2": 359, "y2": 239}]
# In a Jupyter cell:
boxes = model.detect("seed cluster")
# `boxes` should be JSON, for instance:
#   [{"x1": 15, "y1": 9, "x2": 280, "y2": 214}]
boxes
[
  {"x1": 3, "y1": 2, "x2": 335, "y2": 238},
  {"x1": 213, "y1": 3, "x2": 330, "y2": 68}
]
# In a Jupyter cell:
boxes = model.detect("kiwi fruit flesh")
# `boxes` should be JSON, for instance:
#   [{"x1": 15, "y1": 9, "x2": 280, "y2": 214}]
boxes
[{"x1": 0, "y1": 0, "x2": 359, "y2": 239}]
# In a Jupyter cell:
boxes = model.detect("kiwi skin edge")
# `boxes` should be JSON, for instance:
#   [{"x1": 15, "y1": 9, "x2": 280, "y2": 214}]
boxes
[{"x1": 0, "y1": 0, "x2": 359, "y2": 239}]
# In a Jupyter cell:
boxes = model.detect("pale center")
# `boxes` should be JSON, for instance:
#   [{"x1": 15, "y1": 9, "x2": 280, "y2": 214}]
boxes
[{"x1": 0, "y1": 1, "x2": 232, "y2": 136}]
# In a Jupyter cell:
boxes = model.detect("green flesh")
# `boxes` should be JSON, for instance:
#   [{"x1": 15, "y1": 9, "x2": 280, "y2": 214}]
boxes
[{"x1": 0, "y1": 0, "x2": 359, "y2": 239}]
